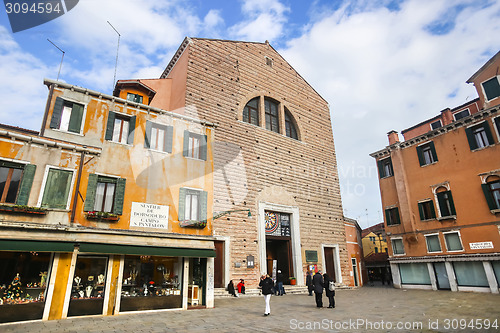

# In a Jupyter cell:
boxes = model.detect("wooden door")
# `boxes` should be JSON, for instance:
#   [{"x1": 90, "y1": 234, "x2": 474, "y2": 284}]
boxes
[
  {"x1": 324, "y1": 247, "x2": 336, "y2": 282},
  {"x1": 214, "y1": 241, "x2": 224, "y2": 288}
]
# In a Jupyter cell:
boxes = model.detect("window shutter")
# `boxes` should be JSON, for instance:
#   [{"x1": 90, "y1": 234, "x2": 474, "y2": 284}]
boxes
[
  {"x1": 68, "y1": 103, "x2": 84, "y2": 133},
  {"x1": 416, "y1": 146, "x2": 425, "y2": 166},
  {"x1": 127, "y1": 116, "x2": 136, "y2": 145},
  {"x1": 377, "y1": 160, "x2": 385, "y2": 178},
  {"x1": 429, "y1": 201, "x2": 436, "y2": 218},
  {"x1": 465, "y1": 127, "x2": 478, "y2": 150},
  {"x1": 482, "y1": 122, "x2": 494, "y2": 146},
  {"x1": 418, "y1": 203, "x2": 425, "y2": 220},
  {"x1": 494, "y1": 117, "x2": 500, "y2": 134},
  {"x1": 16, "y1": 164, "x2": 36, "y2": 205},
  {"x1": 394, "y1": 207, "x2": 401, "y2": 224},
  {"x1": 105, "y1": 112, "x2": 116, "y2": 141},
  {"x1": 385, "y1": 209, "x2": 391, "y2": 225},
  {"x1": 49, "y1": 97, "x2": 64, "y2": 129},
  {"x1": 447, "y1": 191, "x2": 456, "y2": 215},
  {"x1": 83, "y1": 173, "x2": 98, "y2": 212},
  {"x1": 482, "y1": 183, "x2": 497, "y2": 210},
  {"x1": 437, "y1": 192, "x2": 446, "y2": 216},
  {"x1": 178, "y1": 188, "x2": 187, "y2": 221},
  {"x1": 429, "y1": 142, "x2": 438, "y2": 162},
  {"x1": 144, "y1": 121, "x2": 152, "y2": 148},
  {"x1": 165, "y1": 126, "x2": 173, "y2": 153},
  {"x1": 199, "y1": 190, "x2": 208, "y2": 222},
  {"x1": 200, "y1": 135, "x2": 208, "y2": 161},
  {"x1": 113, "y1": 178, "x2": 126, "y2": 215},
  {"x1": 182, "y1": 131, "x2": 189, "y2": 157}
]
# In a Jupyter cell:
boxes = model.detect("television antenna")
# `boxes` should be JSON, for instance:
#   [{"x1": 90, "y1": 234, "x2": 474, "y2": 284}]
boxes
[
  {"x1": 47, "y1": 39, "x2": 65, "y2": 81},
  {"x1": 107, "y1": 21, "x2": 121, "y2": 90}
]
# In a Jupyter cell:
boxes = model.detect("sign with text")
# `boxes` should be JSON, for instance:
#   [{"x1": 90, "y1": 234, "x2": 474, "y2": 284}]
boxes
[
  {"x1": 469, "y1": 241, "x2": 494, "y2": 250},
  {"x1": 130, "y1": 202, "x2": 169, "y2": 230}
]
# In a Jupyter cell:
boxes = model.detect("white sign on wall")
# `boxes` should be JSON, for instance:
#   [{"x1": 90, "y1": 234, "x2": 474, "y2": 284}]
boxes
[
  {"x1": 469, "y1": 241, "x2": 494, "y2": 250},
  {"x1": 130, "y1": 202, "x2": 169, "y2": 230}
]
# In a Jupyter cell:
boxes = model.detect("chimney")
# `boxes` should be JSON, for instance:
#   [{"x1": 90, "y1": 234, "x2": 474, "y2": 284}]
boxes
[
  {"x1": 387, "y1": 130, "x2": 400, "y2": 145},
  {"x1": 440, "y1": 108, "x2": 452, "y2": 125}
]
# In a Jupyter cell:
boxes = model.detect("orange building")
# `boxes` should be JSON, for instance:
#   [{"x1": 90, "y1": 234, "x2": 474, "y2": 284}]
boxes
[
  {"x1": 343, "y1": 217, "x2": 364, "y2": 287},
  {"x1": 0, "y1": 79, "x2": 216, "y2": 323},
  {"x1": 371, "y1": 51, "x2": 500, "y2": 293}
]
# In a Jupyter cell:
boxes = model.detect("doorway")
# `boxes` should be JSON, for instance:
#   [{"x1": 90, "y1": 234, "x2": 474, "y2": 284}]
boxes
[
  {"x1": 324, "y1": 247, "x2": 336, "y2": 282},
  {"x1": 433, "y1": 262, "x2": 450, "y2": 290},
  {"x1": 214, "y1": 241, "x2": 224, "y2": 288},
  {"x1": 351, "y1": 258, "x2": 359, "y2": 286},
  {"x1": 266, "y1": 236, "x2": 293, "y2": 283}
]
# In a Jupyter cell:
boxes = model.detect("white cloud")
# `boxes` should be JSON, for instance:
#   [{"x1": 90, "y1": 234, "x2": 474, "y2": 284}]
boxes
[{"x1": 280, "y1": 0, "x2": 500, "y2": 228}]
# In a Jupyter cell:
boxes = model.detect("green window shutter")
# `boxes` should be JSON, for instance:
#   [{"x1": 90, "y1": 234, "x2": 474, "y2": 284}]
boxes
[
  {"x1": 113, "y1": 178, "x2": 126, "y2": 215},
  {"x1": 178, "y1": 188, "x2": 187, "y2": 221},
  {"x1": 165, "y1": 126, "x2": 173, "y2": 153},
  {"x1": 68, "y1": 103, "x2": 84, "y2": 133},
  {"x1": 482, "y1": 122, "x2": 494, "y2": 146},
  {"x1": 447, "y1": 191, "x2": 456, "y2": 215},
  {"x1": 83, "y1": 173, "x2": 98, "y2": 212},
  {"x1": 418, "y1": 203, "x2": 425, "y2": 220},
  {"x1": 200, "y1": 135, "x2": 208, "y2": 161},
  {"x1": 16, "y1": 164, "x2": 36, "y2": 205},
  {"x1": 144, "y1": 121, "x2": 152, "y2": 148},
  {"x1": 377, "y1": 160, "x2": 385, "y2": 178},
  {"x1": 41, "y1": 169, "x2": 73, "y2": 209},
  {"x1": 49, "y1": 97, "x2": 64, "y2": 129},
  {"x1": 465, "y1": 127, "x2": 478, "y2": 150},
  {"x1": 429, "y1": 142, "x2": 438, "y2": 162},
  {"x1": 385, "y1": 209, "x2": 391, "y2": 225},
  {"x1": 394, "y1": 207, "x2": 401, "y2": 224},
  {"x1": 481, "y1": 184, "x2": 497, "y2": 210},
  {"x1": 483, "y1": 77, "x2": 500, "y2": 100},
  {"x1": 127, "y1": 116, "x2": 136, "y2": 145},
  {"x1": 105, "y1": 112, "x2": 116, "y2": 141},
  {"x1": 437, "y1": 192, "x2": 446, "y2": 216},
  {"x1": 199, "y1": 191, "x2": 208, "y2": 222},
  {"x1": 183, "y1": 131, "x2": 190, "y2": 157},
  {"x1": 416, "y1": 146, "x2": 425, "y2": 166},
  {"x1": 494, "y1": 117, "x2": 500, "y2": 134},
  {"x1": 429, "y1": 201, "x2": 436, "y2": 218}
]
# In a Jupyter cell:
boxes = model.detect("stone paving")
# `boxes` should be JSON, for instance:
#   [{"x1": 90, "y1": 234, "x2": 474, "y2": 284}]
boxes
[{"x1": 1, "y1": 285, "x2": 499, "y2": 332}]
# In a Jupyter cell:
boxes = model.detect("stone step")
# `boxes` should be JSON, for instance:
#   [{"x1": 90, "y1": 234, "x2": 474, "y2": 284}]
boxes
[{"x1": 214, "y1": 285, "x2": 309, "y2": 298}]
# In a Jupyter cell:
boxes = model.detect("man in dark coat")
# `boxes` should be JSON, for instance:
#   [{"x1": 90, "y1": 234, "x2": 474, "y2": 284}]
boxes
[
  {"x1": 323, "y1": 273, "x2": 335, "y2": 308},
  {"x1": 312, "y1": 270, "x2": 324, "y2": 307},
  {"x1": 306, "y1": 270, "x2": 313, "y2": 296}
]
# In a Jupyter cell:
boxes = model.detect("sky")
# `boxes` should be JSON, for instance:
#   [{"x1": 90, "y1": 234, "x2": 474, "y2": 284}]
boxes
[{"x1": 1, "y1": 0, "x2": 500, "y2": 229}]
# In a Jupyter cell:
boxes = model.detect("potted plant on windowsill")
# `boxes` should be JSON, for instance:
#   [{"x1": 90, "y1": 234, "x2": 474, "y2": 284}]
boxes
[
  {"x1": 179, "y1": 220, "x2": 207, "y2": 229},
  {"x1": 289, "y1": 277, "x2": 296, "y2": 285},
  {"x1": 0, "y1": 204, "x2": 47, "y2": 215},
  {"x1": 85, "y1": 211, "x2": 119, "y2": 222}
]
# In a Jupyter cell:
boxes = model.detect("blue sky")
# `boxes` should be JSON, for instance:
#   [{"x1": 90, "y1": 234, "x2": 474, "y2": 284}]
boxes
[{"x1": 1, "y1": 0, "x2": 500, "y2": 228}]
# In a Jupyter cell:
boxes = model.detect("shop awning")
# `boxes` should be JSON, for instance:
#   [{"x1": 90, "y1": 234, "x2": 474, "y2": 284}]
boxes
[
  {"x1": 0, "y1": 240, "x2": 75, "y2": 252},
  {"x1": 78, "y1": 242, "x2": 216, "y2": 258}
]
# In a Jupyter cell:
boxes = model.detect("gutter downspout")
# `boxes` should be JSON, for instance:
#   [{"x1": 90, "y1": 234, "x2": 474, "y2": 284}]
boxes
[
  {"x1": 70, "y1": 149, "x2": 85, "y2": 224},
  {"x1": 40, "y1": 83, "x2": 55, "y2": 137}
]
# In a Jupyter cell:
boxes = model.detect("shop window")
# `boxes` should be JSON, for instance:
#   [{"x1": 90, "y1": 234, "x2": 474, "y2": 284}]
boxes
[
  {"x1": 265, "y1": 98, "x2": 280, "y2": 133},
  {"x1": 453, "y1": 109, "x2": 470, "y2": 121},
  {"x1": 482, "y1": 176, "x2": 500, "y2": 211},
  {"x1": 68, "y1": 256, "x2": 108, "y2": 317},
  {"x1": 416, "y1": 142, "x2": 438, "y2": 166},
  {"x1": 465, "y1": 122, "x2": 494, "y2": 150},
  {"x1": 430, "y1": 120, "x2": 442, "y2": 130},
  {"x1": 0, "y1": 161, "x2": 36, "y2": 205},
  {"x1": 49, "y1": 97, "x2": 85, "y2": 134},
  {"x1": 84, "y1": 174, "x2": 126, "y2": 215},
  {"x1": 425, "y1": 234, "x2": 441, "y2": 253},
  {"x1": 418, "y1": 200, "x2": 436, "y2": 221},
  {"x1": 120, "y1": 256, "x2": 182, "y2": 312},
  {"x1": 105, "y1": 111, "x2": 136, "y2": 145},
  {"x1": 127, "y1": 93, "x2": 143, "y2": 104},
  {"x1": 285, "y1": 109, "x2": 298, "y2": 140},
  {"x1": 399, "y1": 263, "x2": 431, "y2": 285},
  {"x1": 435, "y1": 187, "x2": 456, "y2": 218},
  {"x1": 452, "y1": 261, "x2": 489, "y2": 287},
  {"x1": 444, "y1": 232, "x2": 463, "y2": 251},
  {"x1": 492, "y1": 261, "x2": 500, "y2": 285},
  {"x1": 0, "y1": 251, "x2": 52, "y2": 324},
  {"x1": 144, "y1": 121, "x2": 173, "y2": 153},
  {"x1": 183, "y1": 131, "x2": 207, "y2": 161},
  {"x1": 391, "y1": 238, "x2": 405, "y2": 255},
  {"x1": 178, "y1": 188, "x2": 207, "y2": 222},
  {"x1": 385, "y1": 207, "x2": 400, "y2": 226},
  {"x1": 482, "y1": 76, "x2": 500, "y2": 101},
  {"x1": 243, "y1": 97, "x2": 259, "y2": 126},
  {"x1": 40, "y1": 168, "x2": 73, "y2": 209}
]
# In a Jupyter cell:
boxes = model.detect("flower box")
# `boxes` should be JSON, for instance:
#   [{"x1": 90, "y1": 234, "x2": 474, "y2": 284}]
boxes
[
  {"x1": 85, "y1": 211, "x2": 119, "y2": 222},
  {"x1": 0, "y1": 205, "x2": 47, "y2": 215},
  {"x1": 179, "y1": 220, "x2": 207, "y2": 229}
]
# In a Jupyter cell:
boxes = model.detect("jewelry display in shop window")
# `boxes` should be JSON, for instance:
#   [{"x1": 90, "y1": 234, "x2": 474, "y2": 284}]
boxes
[{"x1": 71, "y1": 274, "x2": 105, "y2": 299}]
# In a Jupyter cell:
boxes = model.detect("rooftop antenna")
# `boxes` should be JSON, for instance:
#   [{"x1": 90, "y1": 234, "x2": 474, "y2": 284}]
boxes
[
  {"x1": 107, "y1": 21, "x2": 121, "y2": 91},
  {"x1": 47, "y1": 39, "x2": 65, "y2": 81}
]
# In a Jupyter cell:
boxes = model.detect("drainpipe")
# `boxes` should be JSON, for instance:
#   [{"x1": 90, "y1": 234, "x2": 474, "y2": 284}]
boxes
[
  {"x1": 70, "y1": 149, "x2": 86, "y2": 224},
  {"x1": 40, "y1": 83, "x2": 55, "y2": 137}
]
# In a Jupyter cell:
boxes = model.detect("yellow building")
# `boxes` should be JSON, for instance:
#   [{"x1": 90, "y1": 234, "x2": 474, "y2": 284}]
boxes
[
  {"x1": 0, "y1": 79, "x2": 216, "y2": 323},
  {"x1": 361, "y1": 223, "x2": 388, "y2": 257}
]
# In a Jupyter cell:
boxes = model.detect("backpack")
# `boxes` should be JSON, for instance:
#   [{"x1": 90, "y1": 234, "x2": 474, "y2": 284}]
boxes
[{"x1": 328, "y1": 280, "x2": 335, "y2": 292}]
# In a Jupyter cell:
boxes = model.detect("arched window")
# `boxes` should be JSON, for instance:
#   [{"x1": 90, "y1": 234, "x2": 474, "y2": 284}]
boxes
[
  {"x1": 285, "y1": 109, "x2": 298, "y2": 140},
  {"x1": 435, "y1": 186, "x2": 456, "y2": 218},
  {"x1": 264, "y1": 98, "x2": 279, "y2": 133},
  {"x1": 243, "y1": 97, "x2": 259, "y2": 126},
  {"x1": 483, "y1": 175, "x2": 500, "y2": 210}
]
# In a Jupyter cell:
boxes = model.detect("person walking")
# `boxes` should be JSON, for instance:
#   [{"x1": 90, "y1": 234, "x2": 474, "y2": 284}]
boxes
[
  {"x1": 227, "y1": 280, "x2": 238, "y2": 297},
  {"x1": 323, "y1": 273, "x2": 335, "y2": 308},
  {"x1": 259, "y1": 274, "x2": 274, "y2": 316},
  {"x1": 276, "y1": 270, "x2": 284, "y2": 296},
  {"x1": 312, "y1": 270, "x2": 324, "y2": 308},
  {"x1": 306, "y1": 270, "x2": 313, "y2": 296}
]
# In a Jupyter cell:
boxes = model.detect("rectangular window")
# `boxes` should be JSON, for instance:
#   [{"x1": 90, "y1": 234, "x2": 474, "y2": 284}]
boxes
[
  {"x1": 105, "y1": 112, "x2": 136, "y2": 145},
  {"x1": 391, "y1": 238, "x2": 405, "y2": 255},
  {"x1": 178, "y1": 188, "x2": 208, "y2": 222},
  {"x1": 453, "y1": 261, "x2": 489, "y2": 287},
  {"x1": 436, "y1": 190, "x2": 456, "y2": 218},
  {"x1": 465, "y1": 122, "x2": 494, "y2": 150},
  {"x1": 127, "y1": 93, "x2": 143, "y2": 104},
  {"x1": 416, "y1": 142, "x2": 438, "y2": 166},
  {"x1": 494, "y1": 117, "x2": 500, "y2": 141},
  {"x1": 399, "y1": 263, "x2": 431, "y2": 285},
  {"x1": 265, "y1": 99, "x2": 279, "y2": 133},
  {"x1": 183, "y1": 131, "x2": 207, "y2": 161},
  {"x1": 444, "y1": 232, "x2": 463, "y2": 251},
  {"x1": 144, "y1": 121, "x2": 173, "y2": 153},
  {"x1": 482, "y1": 180, "x2": 500, "y2": 210},
  {"x1": 377, "y1": 158, "x2": 393, "y2": 178},
  {"x1": 49, "y1": 97, "x2": 85, "y2": 134},
  {"x1": 385, "y1": 207, "x2": 400, "y2": 226},
  {"x1": 453, "y1": 109, "x2": 470, "y2": 121},
  {"x1": 40, "y1": 168, "x2": 73, "y2": 209},
  {"x1": 84, "y1": 174, "x2": 126, "y2": 215},
  {"x1": 430, "y1": 120, "x2": 442, "y2": 130},
  {"x1": 0, "y1": 163, "x2": 23, "y2": 204},
  {"x1": 113, "y1": 116, "x2": 130, "y2": 144},
  {"x1": 425, "y1": 234, "x2": 441, "y2": 253},
  {"x1": 418, "y1": 200, "x2": 436, "y2": 220},
  {"x1": 482, "y1": 76, "x2": 500, "y2": 101},
  {"x1": 185, "y1": 191, "x2": 199, "y2": 221}
]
